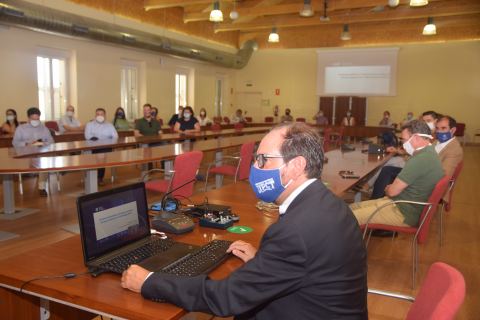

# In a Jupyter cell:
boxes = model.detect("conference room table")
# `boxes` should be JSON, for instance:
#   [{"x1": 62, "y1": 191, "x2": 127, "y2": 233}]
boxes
[
  {"x1": 0, "y1": 134, "x2": 266, "y2": 216},
  {"x1": 0, "y1": 146, "x2": 392, "y2": 320}
]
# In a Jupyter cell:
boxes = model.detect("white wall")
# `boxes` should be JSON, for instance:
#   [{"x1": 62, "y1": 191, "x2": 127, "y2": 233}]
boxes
[{"x1": 0, "y1": 26, "x2": 233, "y2": 124}]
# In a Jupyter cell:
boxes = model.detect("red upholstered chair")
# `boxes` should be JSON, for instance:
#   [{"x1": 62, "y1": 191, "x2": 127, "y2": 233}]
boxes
[
  {"x1": 210, "y1": 123, "x2": 222, "y2": 133},
  {"x1": 245, "y1": 117, "x2": 252, "y2": 123},
  {"x1": 142, "y1": 151, "x2": 203, "y2": 198},
  {"x1": 438, "y1": 161, "x2": 464, "y2": 245},
  {"x1": 454, "y1": 123, "x2": 466, "y2": 145},
  {"x1": 234, "y1": 123, "x2": 244, "y2": 131},
  {"x1": 223, "y1": 116, "x2": 231, "y2": 124},
  {"x1": 158, "y1": 118, "x2": 164, "y2": 127},
  {"x1": 45, "y1": 121, "x2": 59, "y2": 132},
  {"x1": 322, "y1": 127, "x2": 332, "y2": 152},
  {"x1": 368, "y1": 262, "x2": 465, "y2": 320},
  {"x1": 362, "y1": 175, "x2": 450, "y2": 288},
  {"x1": 264, "y1": 116, "x2": 274, "y2": 123},
  {"x1": 296, "y1": 117, "x2": 306, "y2": 122},
  {"x1": 213, "y1": 116, "x2": 222, "y2": 124},
  {"x1": 204, "y1": 141, "x2": 255, "y2": 191}
]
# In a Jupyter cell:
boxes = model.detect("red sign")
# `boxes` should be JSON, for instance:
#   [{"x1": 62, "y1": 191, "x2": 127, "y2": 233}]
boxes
[{"x1": 275, "y1": 89, "x2": 280, "y2": 95}]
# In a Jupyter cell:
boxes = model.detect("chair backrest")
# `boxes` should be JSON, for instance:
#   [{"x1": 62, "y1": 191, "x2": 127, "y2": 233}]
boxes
[
  {"x1": 237, "y1": 141, "x2": 256, "y2": 180},
  {"x1": 211, "y1": 123, "x2": 222, "y2": 132},
  {"x1": 245, "y1": 116, "x2": 253, "y2": 122},
  {"x1": 296, "y1": 117, "x2": 306, "y2": 122},
  {"x1": 264, "y1": 116, "x2": 274, "y2": 123},
  {"x1": 322, "y1": 127, "x2": 332, "y2": 152},
  {"x1": 158, "y1": 118, "x2": 164, "y2": 127},
  {"x1": 454, "y1": 123, "x2": 465, "y2": 137},
  {"x1": 45, "y1": 121, "x2": 59, "y2": 132},
  {"x1": 213, "y1": 116, "x2": 222, "y2": 124},
  {"x1": 223, "y1": 116, "x2": 231, "y2": 124},
  {"x1": 234, "y1": 123, "x2": 244, "y2": 131},
  {"x1": 446, "y1": 161, "x2": 464, "y2": 211},
  {"x1": 406, "y1": 262, "x2": 465, "y2": 320},
  {"x1": 170, "y1": 151, "x2": 203, "y2": 198},
  {"x1": 417, "y1": 176, "x2": 451, "y2": 244}
]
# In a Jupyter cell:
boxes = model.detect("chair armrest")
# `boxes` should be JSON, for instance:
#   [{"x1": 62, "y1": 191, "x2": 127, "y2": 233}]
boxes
[
  {"x1": 206, "y1": 156, "x2": 241, "y2": 171},
  {"x1": 141, "y1": 168, "x2": 175, "y2": 181},
  {"x1": 368, "y1": 289, "x2": 415, "y2": 302},
  {"x1": 363, "y1": 200, "x2": 432, "y2": 239}
]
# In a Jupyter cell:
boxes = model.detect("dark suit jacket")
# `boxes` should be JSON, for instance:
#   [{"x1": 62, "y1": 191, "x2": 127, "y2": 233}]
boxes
[{"x1": 142, "y1": 180, "x2": 368, "y2": 319}]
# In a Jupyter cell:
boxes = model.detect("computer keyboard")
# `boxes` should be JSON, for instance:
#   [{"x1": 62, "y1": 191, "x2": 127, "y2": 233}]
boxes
[
  {"x1": 161, "y1": 239, "x2": 232, "y2": 276},
  {"x1": 100, "y1": 237, "x2": 175, "y2": 274}
]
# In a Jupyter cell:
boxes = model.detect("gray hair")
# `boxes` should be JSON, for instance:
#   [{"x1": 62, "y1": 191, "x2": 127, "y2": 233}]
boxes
[
  {"x1": 273, "y1": 122, "x2": 324, "y2": 179},
  {"x1": 401, "y1": 120, "x2": 431, "y2": 137}
]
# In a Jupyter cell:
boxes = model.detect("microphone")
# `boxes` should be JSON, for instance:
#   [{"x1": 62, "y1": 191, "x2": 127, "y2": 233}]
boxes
[{"x1": 160, "y1": 178, "x2": 197, "y2": 210}]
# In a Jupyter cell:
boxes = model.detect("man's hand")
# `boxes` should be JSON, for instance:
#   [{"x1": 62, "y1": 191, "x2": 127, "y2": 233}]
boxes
[
  {"x1": 227, "y1": 240, "x2": 257, "y2": 263},
  {"x1": 121, "y1": 265, "x2": 150, "y2": 293}
]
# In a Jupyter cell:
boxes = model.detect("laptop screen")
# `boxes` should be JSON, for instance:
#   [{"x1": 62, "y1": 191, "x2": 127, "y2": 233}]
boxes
[{"x1": 77, "y1": 182, "x2": 150, "y2": 262}]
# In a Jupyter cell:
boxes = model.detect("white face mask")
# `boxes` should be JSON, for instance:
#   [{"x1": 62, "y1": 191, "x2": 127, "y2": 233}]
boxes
[
  {"x1": 426, "y1": 121, "x2": 435, "y2": 131},
  {"x1": 183, "y1": 113, "x2": 191, "y2": 119},
  {"x1": 66, "y1": 111, "x2": 74, "y2": 117},
  {"x1": 6, "y1": 115, "x2": 15, "y2": 122},
  {"x1": 30, "y1": 120, "x2": 41, "y2": 127},
  {"x1": 96, "y1": 116, "x2": 105, "y2": 123},
  {"x1": 403, "y1": 133, "x2": 433, "y2": 156}
]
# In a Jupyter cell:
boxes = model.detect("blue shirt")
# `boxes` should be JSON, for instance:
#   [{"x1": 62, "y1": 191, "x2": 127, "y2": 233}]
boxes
[
  {"x1": 84, "y1": 120, "x2": 118, "y2": 140},
  {"x1": 12, "y1": 123, "x2": 54, "y2": 147}
]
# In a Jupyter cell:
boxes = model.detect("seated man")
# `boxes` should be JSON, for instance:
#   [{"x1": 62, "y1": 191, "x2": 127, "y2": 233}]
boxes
[
  {"x1": 122, "y1": 123, "x2": 368, "y2": 319},
  {"x1": 351, "y1": 120, "x2": 444, "y2": 227},
  {"x1": 58, "y1": 105, "x2": 82, "y2": 133},
  {"x1": 12, "y1": 107, "x2": 54, "y2": 197},
  {"x1": 84, "y1": 108, "x2": 118, "y2": 186},
  {"x1": 135, "y1": 103, "x2": 162, "y2": 137},
  {"x1": 280, "y1": 108, "x2": 293, "y2": 123},
  {"x1": 231, "y1": 109, "x2": 246, "y2": 124},
  {"x1": 371, "y1": 115, "x2": 463, "y2": 199}
]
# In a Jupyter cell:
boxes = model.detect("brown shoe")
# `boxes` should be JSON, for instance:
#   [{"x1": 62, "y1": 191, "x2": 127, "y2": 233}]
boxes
[{"x1": 39, "y1": 189, "x2": 48, "y2": 197}]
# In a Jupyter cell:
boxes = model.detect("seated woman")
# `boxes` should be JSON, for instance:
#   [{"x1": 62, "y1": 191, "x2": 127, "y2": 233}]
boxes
[
  {"x1": 341, "y1": 111, "x2": 356, "y2": 126},
  {"x1": 113, "y1": 107, "x2": 130, "y2": 131},
  {"x1": 174, "y1": 106, "x2": 201, "y2": 133},
  {"x1": 196, "y1": 108, "x2": 212, "y2": 126},
  {"x1": 2, "y1": 109, "x2": 18, "y2": 134}
]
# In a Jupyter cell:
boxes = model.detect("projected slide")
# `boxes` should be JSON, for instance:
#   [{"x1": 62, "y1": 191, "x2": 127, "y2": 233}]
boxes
[
  {"x1": 93, "y1": 201, "x2": 139, "y2": 241},
  {"x1": 325, "y1": 66, "x2": 391, "y2": 95}
]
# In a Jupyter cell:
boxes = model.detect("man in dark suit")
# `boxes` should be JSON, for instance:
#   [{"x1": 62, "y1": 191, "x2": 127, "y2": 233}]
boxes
[{"x1": 122, "y1": 122, "x2": 368, "y2": 319}]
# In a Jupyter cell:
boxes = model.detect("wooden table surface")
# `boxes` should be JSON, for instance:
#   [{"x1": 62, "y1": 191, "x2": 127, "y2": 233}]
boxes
[{"x1": 0, "y1": 146, "x2": 390, "y2": 319}]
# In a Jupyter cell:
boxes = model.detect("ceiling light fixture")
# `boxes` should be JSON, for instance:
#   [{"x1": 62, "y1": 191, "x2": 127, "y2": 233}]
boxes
[
  {"x1": 422, "y1": 17, "x2": 436, "y2": 35},
  {"x1": 209, "y1": 1, "x2": 223, "y2": 22},
  {"x1": 410, "y1": 0, "x2": 428, "y2": 7},
  {"x1": 300, "y1": 0, "x2": 314, "y2": 17},
  {"x1": 340, "y1": 24, "x2": 351, "y2": 41},
  {"x1": 268, "y1": 27, "x2": 279, "y2": 43},
  {"x1": 388, "y1": 0, "x2": 399, "y2": 8},
  {"x1": 229, "y1": 0, "x2": 239, "y2": 20}
]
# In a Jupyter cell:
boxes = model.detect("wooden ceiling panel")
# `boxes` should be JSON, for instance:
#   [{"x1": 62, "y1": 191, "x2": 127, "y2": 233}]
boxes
[{"x1": 67, "y1": 0, "x2": 479, "y2": 50}]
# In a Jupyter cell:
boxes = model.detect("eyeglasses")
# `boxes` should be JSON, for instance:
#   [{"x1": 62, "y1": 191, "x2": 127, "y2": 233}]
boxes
[{"x1": 254, "y1": 153, "x2": 284, "y2": 169}]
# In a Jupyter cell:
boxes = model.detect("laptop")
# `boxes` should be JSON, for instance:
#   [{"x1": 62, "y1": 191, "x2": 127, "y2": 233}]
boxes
[{"x1": 77, "y1": 182, "x2": 200, "y2": 276}]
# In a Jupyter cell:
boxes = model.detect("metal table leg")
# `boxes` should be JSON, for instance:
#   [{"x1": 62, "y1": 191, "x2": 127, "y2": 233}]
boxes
[
  {"x1": 84, "y1": 170, "x2": 98, "y2": 194},
  {"x1": 215, "y1": 150, "x2": 224, "y2": 189}
]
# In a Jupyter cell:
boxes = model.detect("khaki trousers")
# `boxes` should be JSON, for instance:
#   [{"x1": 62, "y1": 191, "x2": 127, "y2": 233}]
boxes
[{"x1": 349, "y1": 197, "x2": 410, "y2": 227}]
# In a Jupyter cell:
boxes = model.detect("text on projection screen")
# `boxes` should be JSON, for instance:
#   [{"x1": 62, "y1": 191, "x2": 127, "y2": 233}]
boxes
[{"x1": 325, "y1": 65, "x2": 391, "y2": 95}]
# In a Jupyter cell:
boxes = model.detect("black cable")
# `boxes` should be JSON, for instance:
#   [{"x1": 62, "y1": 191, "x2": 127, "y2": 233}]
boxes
[
  {"x1": 173, "y1": 194, "x2": 193, "y2": 205},
  {"x1": 19, "y1": 272, "x2": 91, "y2": 294}
]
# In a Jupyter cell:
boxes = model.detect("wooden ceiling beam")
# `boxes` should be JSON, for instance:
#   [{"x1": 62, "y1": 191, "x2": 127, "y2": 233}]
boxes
[
  {"x1": 144, "y1": 0, "x2": 234, "y2": 11},
  {"x1": 214, "y1": 0, "x2": 480, "y2": 32}
]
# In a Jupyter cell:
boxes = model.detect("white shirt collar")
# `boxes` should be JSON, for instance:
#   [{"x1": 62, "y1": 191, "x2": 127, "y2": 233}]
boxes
[
  {"x1": 435, "y1": 137, "x2": 455, "y2": 153},
  {"x1": 278, "y1": 178, "x2": 316, "y2": 215}
]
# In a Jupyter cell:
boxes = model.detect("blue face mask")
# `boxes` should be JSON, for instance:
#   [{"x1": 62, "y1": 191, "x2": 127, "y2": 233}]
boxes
[
  {"x1": 436, "y1": 131, "x2": 452, "y2": 143},
  {"x1": 249, "y1": 164, "x2": 292, "y2": 203}
]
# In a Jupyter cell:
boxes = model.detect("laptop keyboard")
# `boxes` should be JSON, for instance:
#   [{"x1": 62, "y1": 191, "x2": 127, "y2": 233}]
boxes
[
  {"x1": 99, "y1": 237, "x2": 175, "y2": 274},
  {"x1": 161, "y1": 239, "x2": 232, "y2": 276},
  {"x1": 99, "y1": 239, "x2": 232, "y2": 276}
]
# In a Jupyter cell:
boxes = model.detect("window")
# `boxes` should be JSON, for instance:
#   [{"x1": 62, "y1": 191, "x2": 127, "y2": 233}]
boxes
[
  {"x1": 121, "y1": 64, "x2": 139, "y2": 120},
  {"x1": 36, "y1": 56, "x2": 67, "y2": 120},
  {"x1": 175, "y1": 73, "x2": 188, "y2": 113}
]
